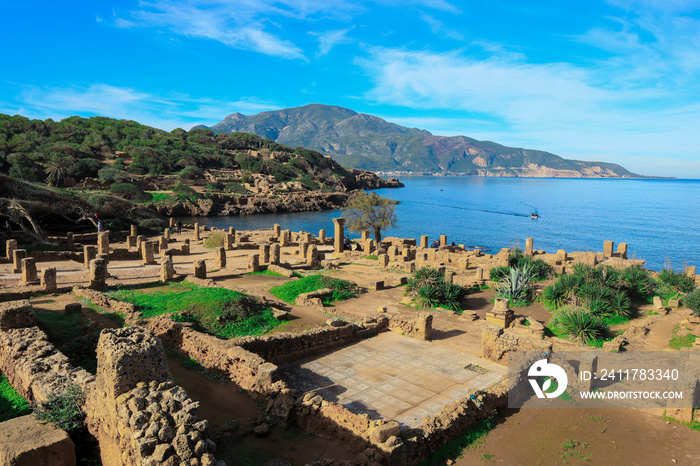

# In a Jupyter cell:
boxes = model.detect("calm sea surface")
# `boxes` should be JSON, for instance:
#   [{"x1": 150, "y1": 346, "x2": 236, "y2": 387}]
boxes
[{"x1": 180, "y1": 177, "x2": 700, "y2": 272}]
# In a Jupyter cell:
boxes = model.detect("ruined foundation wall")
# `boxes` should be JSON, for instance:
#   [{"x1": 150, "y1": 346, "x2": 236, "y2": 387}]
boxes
[
  {"x1": 72, "y1": 286, "x2": 142, "y2": 324},
  {"x1": 481, "y1": 325, "x2": 552, "y2": 364}
]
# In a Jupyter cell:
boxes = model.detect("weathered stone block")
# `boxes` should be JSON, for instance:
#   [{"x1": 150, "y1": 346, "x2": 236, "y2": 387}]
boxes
[
  {"x1": 40, "y1": 267, "x2": 57, "y2": 292},
  {"x1": 83, "y1": 246, "x2": 97, "y2": 270},
  {"x1": 617, "y1": 242, "x2": 628, "y2": 259},
  {"x1": 12, "y1": 248, "x2": 27, "y2": 273},
  {"x1": 89, "y1": 258, "x2": 107, "y2": 290},
  {"x1": 318, "y1": 229, "x2": 326, "y2": 242},
  {"x1": 21, "y1": 257, "x2": 38, "y2": 284},
  {"x1": 131, "y1": 225, "x2": 138, "y2": 237},
  {"x1": 0, "y1": 415, "x2": 75, "y2": 466},
  {"x1": 259, "y1": 243, "x2": 270, "y2": 264},
  {"x1": 379, "y1": 254, "x2": 389, "y2": 268},
  {"x1": 214, "y1": 247, "x2": 226, "y2": 268},
  {"x1": 194, "y1": 222, "x2": 201, "y2": 241},
  {"x1": 420, "y1": 235, "x2": 428, "y2": 249},
  {"x1": 333, "y1": 218, "x2": 345, "y2": 254},
  {"x1": 248, "y1": 254, "x2": 260, "y2": 273},
  {"x1": 6, "y1": 239, "x2": 17, "y2": 260},
  {"x1": 0, "y1": 300, "x2": 36, "y2": 330},
  {"x1": 270, "y1": 243, "x2": 281, "y2": 265},
  {"x1": 603, "y1": 240, "x2": 614, "y2": 258},
  {"x1": 486, "y1": 298, "x2": 514, "y2": 329},
  {"x1": 193, "y1": 260, "x2": 206, "y2": 279},
  {"x1": 97, "y1": 231, "x2": 110, "y2": 255},
  {"x1": 141, "y1": 241, "x2": 155, "y2": 265}
]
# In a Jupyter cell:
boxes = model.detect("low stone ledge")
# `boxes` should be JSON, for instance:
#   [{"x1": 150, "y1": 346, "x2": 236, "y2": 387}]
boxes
[
  {"x1": 72, "y1": 286, "x2": 141, "y2": 324},
  {"x1": 0, "y1": 415, "x2": 76, "y2": 466}
]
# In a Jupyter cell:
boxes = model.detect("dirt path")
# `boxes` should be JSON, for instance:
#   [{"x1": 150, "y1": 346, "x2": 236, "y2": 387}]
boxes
[{"x1": 456, "y1": 407, "x2": 700, "y2": 465}]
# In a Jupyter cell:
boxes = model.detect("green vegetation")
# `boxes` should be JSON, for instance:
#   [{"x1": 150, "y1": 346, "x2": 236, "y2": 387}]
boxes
[
  {"x1": 107, "y1": 281, "x2": 279, "y2": 339},
  {"x1": 342, "y1": 191, "x2": 398, "y2": 242},
  {"x1": 549, "y1": 306, "x2": 610, "y2": 345},
  {"x1": 0, "y1": 375, "x2": 32, "y2": 422},
  {"x1": 270, "y1": 274, "x2": 360, "y2": 304},
  {"x1": 35, "y1": 310, "x2": 101, "y2": 373},
  {"x1": 204, "y1": 230, "x2": 226, "y2": 249},
  {"x1": 496, "y1": 265, "x2": 534, "y2": 306},
  {"x1": 406, "y1": 267, "x2": 466, "y2": 312},
  {"x1": 418, "y1": 416, "x2": 495, "y2": 466},
  {"x1": 489, "y1": 250, "x2": 552, "y2": 282},
  {"x1": 657, "y1": 268, "x2": 696, "y2": 295},
  {"x1": 683, "y1": 288, "x2": 700, "y2": 315},
  {"x1": 663, "y1": 409, "x2": 700, "y2": 432},
  {"x1": 669, "y1": 324, "x2": 697, "y2": 350},
  {"x1": 34, "y1": 384, "x2": 85, "y2": 431},
  {"x1": 245, "y1": 269, "x2": 293, "y2": 278}
]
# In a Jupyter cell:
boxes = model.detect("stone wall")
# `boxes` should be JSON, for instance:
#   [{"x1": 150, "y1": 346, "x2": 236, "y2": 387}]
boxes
[
  {"x1": 387, "y1": 313, "x2": 432, "y2": 341},
  {"x1": 481, "y1": 325, "x2": 552, "y2": 363},
  {"x1": 86, "y1": 327, "x2": 221, "y2": 466},
  {"x1": 72, "y1": 286, "x2": 142, "y2": 324}
]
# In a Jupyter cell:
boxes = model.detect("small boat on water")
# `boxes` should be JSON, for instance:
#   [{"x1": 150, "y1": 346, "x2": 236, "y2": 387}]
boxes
[{"x1": 530, "y1": 212, "x2": 539, "y2": 219}]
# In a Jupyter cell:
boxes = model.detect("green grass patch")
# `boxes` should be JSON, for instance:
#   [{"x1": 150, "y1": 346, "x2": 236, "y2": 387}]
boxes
[
  {"x1": 418, "y1": 416, "x2": 495, "y2": 466},
  {"x1": 364, "y1": 255, "x2": 378, "y2": 260},
  {"x1": 669, "y1": 333, "x2": 697, "y2": 350},
  {"x1": 204, "y1": 231, "x2": 226, "y2": 248},
  {"x1": 245, "y1": 269, "x2": 287, "y2": 277},
  {"x1": 35, "y1": 310, "x2": 101, "y2": 374},
  {"x1": 107, "y1": 282, "x2": 280, "y2": 339},
  {"x1": 270, "y1": 274, "x2": 360, "y2": 305},
  {"x1": 663, "y1": 409, "x2": 700, "y2": 432},
  {"x1": 0, "y1": 375, "x2": 31, "y2": 422},
  {"x1": 602, "y1": 314, "x2": 632, "y2": 326}
]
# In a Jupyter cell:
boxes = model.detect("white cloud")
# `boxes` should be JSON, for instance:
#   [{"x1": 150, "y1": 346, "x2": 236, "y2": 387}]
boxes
[
  {"x1": 311, "y1": 27, "x2": 354, "y2": 56},
  {"x1": 15, "y1": 83, "x2": 278, "y2": 131}
]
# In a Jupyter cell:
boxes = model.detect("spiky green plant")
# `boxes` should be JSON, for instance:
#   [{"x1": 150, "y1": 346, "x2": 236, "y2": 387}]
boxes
[
  {"x1": 658, "y1": 269, "x2": 695, "y2": 294},
  {"x1": 497, "y1": 264, "x2": 533, "y2": 303},
  {"x1": 622, "y1": 265, "x2": 655, "y2": 301},
  {"x1": 542, "y1": 282, "x2": 569, "y2": 309},
  {"x1": 551, "y1": 307, "x2": 609, "y2": 344},
  {"x1": 416, "y1": 284, "x2": 442, "y2": 309}
]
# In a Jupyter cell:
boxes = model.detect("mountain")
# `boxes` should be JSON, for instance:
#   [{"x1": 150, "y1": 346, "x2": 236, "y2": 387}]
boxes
[{"x1": 194, "y1": 104, "x2": 640, "y2": 178}]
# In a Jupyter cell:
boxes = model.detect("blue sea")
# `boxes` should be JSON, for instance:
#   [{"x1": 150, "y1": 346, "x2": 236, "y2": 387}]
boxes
[{"x1": 180, "y1": 177, "x2": 700, "y2": 272}]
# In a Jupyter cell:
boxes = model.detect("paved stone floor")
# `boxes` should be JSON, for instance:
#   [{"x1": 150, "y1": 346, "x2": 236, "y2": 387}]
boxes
[{"x1": 280, "y1": 332, "x2": 506, "y2": 428}]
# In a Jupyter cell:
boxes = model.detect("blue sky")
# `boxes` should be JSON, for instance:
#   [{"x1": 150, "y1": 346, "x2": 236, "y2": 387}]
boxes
[{"x1": 1, "y1": 0, "x2": 700, "y2": 178}]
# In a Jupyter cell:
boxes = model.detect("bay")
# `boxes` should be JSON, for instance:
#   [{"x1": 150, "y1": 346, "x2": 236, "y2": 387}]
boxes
[{"x1": 179, "y1": 177, "x2": 700, "y2": 272}]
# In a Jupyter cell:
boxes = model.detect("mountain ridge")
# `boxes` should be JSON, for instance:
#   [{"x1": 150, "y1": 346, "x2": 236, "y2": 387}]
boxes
[{"x1": 194, "y1": 104, "x2": 643, "y2": 178}]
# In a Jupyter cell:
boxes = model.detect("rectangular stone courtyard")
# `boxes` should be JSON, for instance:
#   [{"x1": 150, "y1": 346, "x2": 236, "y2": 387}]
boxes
[{"x1": 280, "y1": 332, "x2": 506, "y2": 428}]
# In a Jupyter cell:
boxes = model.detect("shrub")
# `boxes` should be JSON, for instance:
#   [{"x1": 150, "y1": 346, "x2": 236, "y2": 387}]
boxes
[
  {"x1": 542, "y1": 281, "x2": 569, "y2": 310},
  {"x1": 622, "y1": 265, "x2": 655, "y2": 301},
  {"x1": 497, "y1": 265, "x2": 533, "y2": 304},
  {"x1": 551, "y1": 307, "x2": 609, "y2": 344},
  {"x1": 683, "y1": 289, "x2": 700, "y2": 315},
  {"x1": 406, "y1": 267, "x2": 466, "y2": 312},
  {"x1": 172, "y1": 182, "x2": 198, "y2": 199},
  {"x1": 109, "y1": 183, "x2": 151, "y2": 201},
  {"x1": 658, "y1": 269, "x2": 696, "y2": 293},
  {"x1": 508, "y1": 251, "x2": 552, "y2": 281},
  {"x1": 489, "y1": 266, "x2": 510, "y2": 282},
  {"x1": 178, "y1": 165, "x2": 204, "y2": 182},
  {"x1": 97, "y1": 166, "x2": 130, "y2": 184},
  {"x1": 33, "y1": 384, "x2": 85, "y2": 431},
  {"x1": 204, "y1": 231, "x2": 226, "y2": 249}
]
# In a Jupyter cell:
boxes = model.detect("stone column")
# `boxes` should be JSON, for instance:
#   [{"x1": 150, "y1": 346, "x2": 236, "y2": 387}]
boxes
[
  {"x1": 21, "y1": 258, "x2": 38, "y2": 284},
  {"x1": 318, "y1": 229, "x2": 326, "y2": 242},
  {"x1": 130, "y1": 225, "x2": 138, "y2": 237},
  {"x1": 83, "y1": 246, "x2": 97, "y2": 269},
  {"x1": 193, "y1": 260, "x2": 206, "y2": 278},
  {"x1": 440, "y1": 235, "x2": 447, "y2": 247},
  {"x1": 476, "y1": 267, "x2": 484, "y2": 281},
  {"x1": 459, "y1": 257, "x2": 470, "y2": 270},
  {"x1": 12, "y1": 248, "x2": 27, "y2": 273},
  {"x1": 486, "y1": 298, "x2": 514, "y2": 329},
  {"x1": 280, "y1": 229, "x2": 291, "y2": 247},
  {"x1": 6, "y1": 239, "x2": 17, "y2": 260},
  {"x1": 603, "y1": 240, "x2": 614, "y2": 258},
  {"x1": 159, "y1": 236, "x2": 168, "y2": 252},
  {"x1": 127, "y1": 236, "x2": 136, "y2": 248},
  {"x1": 136, "y1": 235, "x2": 145, "y2": 252},
  {"x1": 141, "y1": 241, "x2": 155, "y2": 265},
  {"x1": 224, "y1": 233, "x2": 234, "y2": 250},
  {"x1": 379, "y1": 254, "x2": 389, "y2": 268},
  {"x1": 361, "y1": 230, "x2": 369, "y2": 241},
  {"x1": 181, "y1": 239, "x2": 190, "y2": 255},
  {"x1": 228, "y1": 226, "x2": 235, "y2": 237},
  {"x1": 41, "y1": 267, "x2": 57, "y2": 292},
  {"x1": 302, "y1": 232, "x2": 312, "y2": 243},
  {"x1": 260, "y1": 243, "x2": 270, "y2": 264},
  {"x1": 444, "y1": 270, "x2": 454, "y2": 284},
  {"x1": 416, "y1": 312, "x2": 433, "y2": 341},
  {"x1": 306, "y1": 245, "x2": 318, "y2": 267},
  {"x1": 66, "y1": 232, "x2": 74, "y2": 250},
  {"x1": 333, "y1": 218, "x2": 345, "y2": 254},
  {"x1": 194, "y1": 222, "x2": 201, "y2": 241},
  {"x1": 420, "y1": 235, "x2": 428, "y2": 249},
  {"x1": 556, "y1": 250, "x2": 568, "y2": 263},
  {"x1": 97, "y1": 232, "x2": 109, "y2": 255},
  {"x1": 686, "y1": 266, "x2": 697, "y2": 279},
  {"x1": 616, "y1": 243, "x2": 628, "y2": 259},
  {"x1": 160, "y1": 256, "x2": 174, "y2": 282},
  {"x1": 169, "y1": 218, "x2": 176, "y2": 228},
  {"x1": 525, "y1": 238, "x2": 534, "y2": 256},
  {"x1": 364, "y1": 240, "x2": 374, "y2": 255},
  {"x1": 164, "y1": 228, "x2": 171, "y2": 240},
  {"x1": 215, "y1": 247, "x2": 226, "y2": 268},
  {"x1": 89, "y1": 258, "x2": 107, "y2": 290},
  {"x1": 298, "y1": 241, "x2": 308, "y2": 260},
  {"x1": 248, "y1": 254, "x2": 260, "y2": 273},
  {"x1": 273, "y1": 224, "x2": 281, "y2": 237},
  {"x1": 270, "y1": 243, "x2": 281, "y2": 265}
]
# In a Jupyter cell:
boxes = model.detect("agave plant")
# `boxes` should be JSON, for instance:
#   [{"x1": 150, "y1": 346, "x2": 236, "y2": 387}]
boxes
[
  {"x1": 415, "y1": 283, "x2": 442, "y2": 308},
  {"x1": 497, "y1": 264, "x2": 533, "y2": 303},
  {"x1": 542, "y1": 282, "x2": 569, "y2": 309}
]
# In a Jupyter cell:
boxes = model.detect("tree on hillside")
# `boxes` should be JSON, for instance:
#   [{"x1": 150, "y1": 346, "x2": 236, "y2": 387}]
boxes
[{"x1": 342, "y1": 192, "x2": 397, "y2": 242}]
